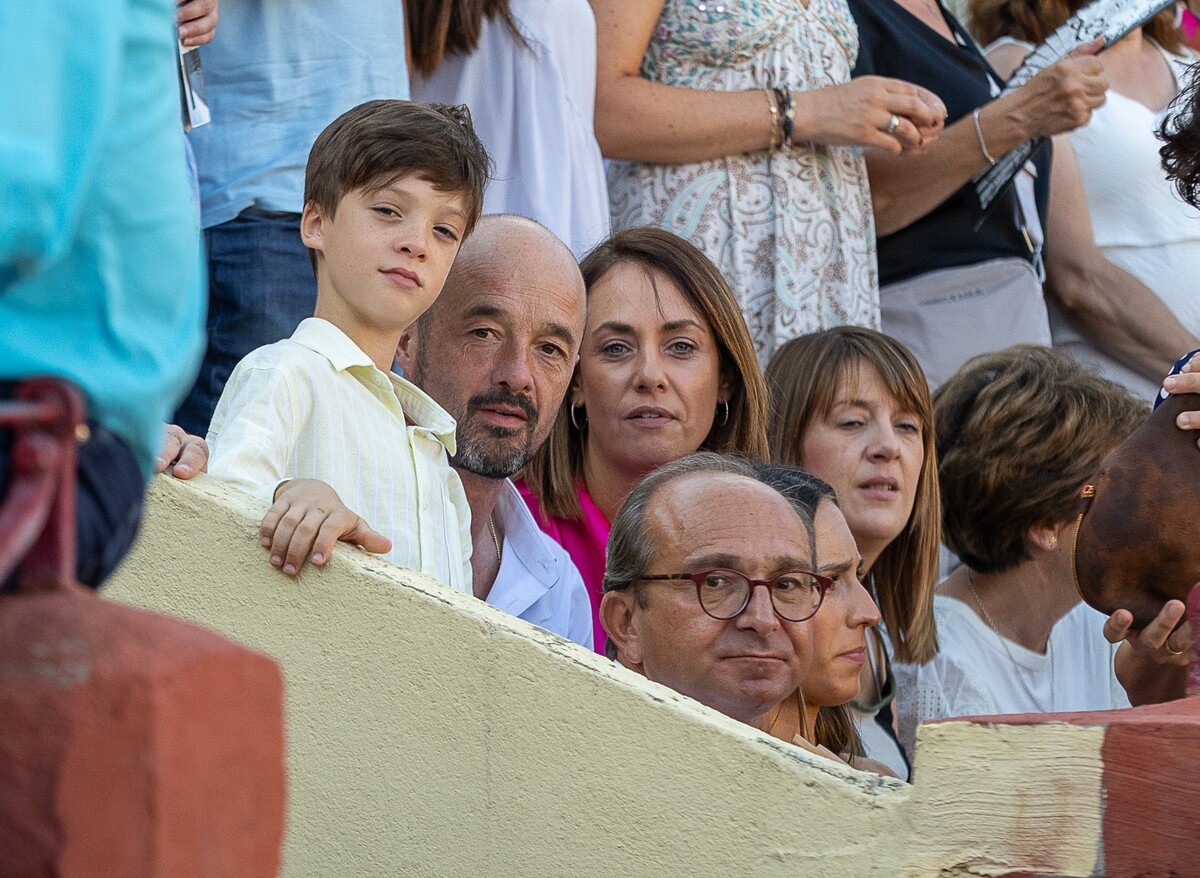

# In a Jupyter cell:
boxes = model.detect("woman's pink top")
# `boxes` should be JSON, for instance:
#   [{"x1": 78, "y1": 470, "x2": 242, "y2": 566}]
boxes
[{"x1": 515, "y1": 479, "x2": 611, "y2": 654}]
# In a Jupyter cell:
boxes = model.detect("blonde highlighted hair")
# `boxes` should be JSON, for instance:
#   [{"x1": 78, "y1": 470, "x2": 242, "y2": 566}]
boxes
[{"x1": 764, "y1": 327, "x2": 940, "y2": 665}]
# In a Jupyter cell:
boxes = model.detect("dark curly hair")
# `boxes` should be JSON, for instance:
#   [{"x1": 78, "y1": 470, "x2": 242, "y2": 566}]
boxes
[{"x1": 1160, "y1": 62, "x2": 1200, "y2": 209}]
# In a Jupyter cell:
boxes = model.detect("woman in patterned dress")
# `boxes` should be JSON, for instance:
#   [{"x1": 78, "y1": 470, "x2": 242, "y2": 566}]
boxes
[{"x1": 593, "y1": 0, "x2": 946, "y2": 364}]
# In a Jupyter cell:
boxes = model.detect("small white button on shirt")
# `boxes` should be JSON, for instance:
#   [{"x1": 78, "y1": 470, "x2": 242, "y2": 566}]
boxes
[{"x1": 207, "y1": 317, "x2": 473, "y2": 593}]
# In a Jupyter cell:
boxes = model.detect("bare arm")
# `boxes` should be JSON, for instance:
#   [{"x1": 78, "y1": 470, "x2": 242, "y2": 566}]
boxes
[
  {"x1": 590, "y1": 0, "x2": 945, "y2": 163},
  {"x1": 1043, "y1": 134, "x2": 1200, "y2": 381},
  {"x1": 866, "y1": 43, "x2": 1108, "y2": 236}
]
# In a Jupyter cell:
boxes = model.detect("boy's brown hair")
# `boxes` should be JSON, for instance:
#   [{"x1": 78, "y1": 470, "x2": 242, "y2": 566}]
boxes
[{"x1": 303, "y1": 100, "x2": 491, "y2": 264}]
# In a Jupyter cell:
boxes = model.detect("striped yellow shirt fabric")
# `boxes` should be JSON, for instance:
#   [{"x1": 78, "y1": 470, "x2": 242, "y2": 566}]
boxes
[{"x1": 207, "y1": 317, "x2": 473, "y2": 593}]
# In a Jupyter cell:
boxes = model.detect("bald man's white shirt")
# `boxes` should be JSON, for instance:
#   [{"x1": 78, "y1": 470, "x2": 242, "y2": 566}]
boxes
[
  {"x1": 487, "y1": 481, "x2": 593, "y2": 649},
  {"x1": 207, "y1": 318, "x2": 473, "y2": 593}
]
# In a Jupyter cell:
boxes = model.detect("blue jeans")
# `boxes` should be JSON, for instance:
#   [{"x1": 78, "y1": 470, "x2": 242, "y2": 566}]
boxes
[
  {"x1": 0, "y1": 388, "x2": 145, "y2": 592},
  {"x1": 173, "y1": 209, "x2": 317, "y2": 436}
]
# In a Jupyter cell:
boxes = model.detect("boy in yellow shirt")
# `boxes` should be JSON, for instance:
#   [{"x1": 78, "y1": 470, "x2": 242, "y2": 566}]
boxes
[{"x1": 207, "y1": 101, "x2": 490, "y2": 592}]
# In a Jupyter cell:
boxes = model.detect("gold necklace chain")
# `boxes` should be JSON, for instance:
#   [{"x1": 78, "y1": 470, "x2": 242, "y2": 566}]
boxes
[
  {"x1": 487, "y1": 514, "x2": 502, "y2": 564},
  {"x1": 965, "y1": 568, "x2": 1056, "y2": 708}
]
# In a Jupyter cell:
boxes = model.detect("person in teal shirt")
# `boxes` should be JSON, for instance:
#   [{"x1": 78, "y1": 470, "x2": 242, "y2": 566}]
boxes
[{"x1": 0, "y1": 0, "x2": 205, "y2": 586}]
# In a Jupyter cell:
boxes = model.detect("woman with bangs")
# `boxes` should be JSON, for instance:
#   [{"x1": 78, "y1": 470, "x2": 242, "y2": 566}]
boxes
[
  {"x1": 764, "y1": 326, "x2": 940, "y2": 779},
  {"x1": 519, "y1": 227, "x2": 770, "y2": 654}
]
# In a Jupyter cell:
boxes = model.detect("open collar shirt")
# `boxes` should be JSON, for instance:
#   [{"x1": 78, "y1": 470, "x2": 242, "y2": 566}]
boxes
[
  {"x1": 207, "y1": 318, "x2": 472, "y2": 593},
  {"x1": 487, "y1": 481, "x2": 593, "y2": 649}
]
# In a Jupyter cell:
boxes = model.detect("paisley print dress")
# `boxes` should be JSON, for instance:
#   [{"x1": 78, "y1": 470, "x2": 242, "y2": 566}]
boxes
[{"x1": 607, "y1": 0, "x2": 879, "y2": 363}]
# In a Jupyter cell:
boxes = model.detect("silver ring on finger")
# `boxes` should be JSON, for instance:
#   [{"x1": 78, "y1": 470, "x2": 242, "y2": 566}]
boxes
[
  {"x1": 885, "y1": 114, "x2": 900, "y2": 135},
  {"x1": 1166, "y1": 639, "x2": 1185, "y2": 656}
]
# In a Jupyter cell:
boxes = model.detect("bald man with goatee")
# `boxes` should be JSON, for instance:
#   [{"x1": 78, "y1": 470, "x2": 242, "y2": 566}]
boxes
[{"x1": 164, "y1": 216, "x2": 592, "y2": 647}]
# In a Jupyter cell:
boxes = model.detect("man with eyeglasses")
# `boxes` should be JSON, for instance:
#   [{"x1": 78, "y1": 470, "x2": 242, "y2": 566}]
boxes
[{"x1": 599, "y1": 452, "x2": 832, "y2": 740}]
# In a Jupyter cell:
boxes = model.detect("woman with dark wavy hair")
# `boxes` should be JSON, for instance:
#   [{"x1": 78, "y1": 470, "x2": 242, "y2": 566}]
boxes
[{"x1": 1160, "y1": 63, "x2": 1200, "y2": 208}]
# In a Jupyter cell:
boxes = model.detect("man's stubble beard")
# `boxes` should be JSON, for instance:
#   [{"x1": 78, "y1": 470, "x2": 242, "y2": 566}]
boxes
[{"x1": 412, "y1": 341, "x2": 540, "y2": 480}]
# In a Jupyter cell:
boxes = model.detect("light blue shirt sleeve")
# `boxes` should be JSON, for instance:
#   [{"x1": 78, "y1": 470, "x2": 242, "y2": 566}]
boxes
[
  {"x1": 188, "y1": 0, "x2": 411, "y2": 227},
  {"x1": 0, "y1": 0, "x2": 206, "y2": 473},
  {"x1": 0, "y1": 2, "x2": 120, "y2": 286}
]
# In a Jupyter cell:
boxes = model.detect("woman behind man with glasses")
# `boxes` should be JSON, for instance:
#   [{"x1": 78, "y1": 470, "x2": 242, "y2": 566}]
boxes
[{"x1": 765, "y1": 327, "x2": 940, "y2": 779}]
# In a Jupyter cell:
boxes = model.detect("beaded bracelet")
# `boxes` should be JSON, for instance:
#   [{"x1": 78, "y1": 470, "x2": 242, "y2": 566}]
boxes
[
  {"x1": 773, "y1": 87, "x2": 795, "y2": 149},
  {"x1": 763, "y1": 88, "x2": 781, "y2": 150}
]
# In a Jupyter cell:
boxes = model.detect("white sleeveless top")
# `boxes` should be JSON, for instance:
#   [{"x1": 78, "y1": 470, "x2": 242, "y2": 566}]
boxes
[{"x1": 1052, "y1": 41, "x2": 1200, "y2": 398}]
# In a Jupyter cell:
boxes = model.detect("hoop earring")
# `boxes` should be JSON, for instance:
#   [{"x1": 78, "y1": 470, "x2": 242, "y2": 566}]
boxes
[
  {"x1": 570, "y1": 403, "x2": 584, "y2": 430},
  {"x1": 719, "y1": 399, "x2": 730, "y2": 426}
]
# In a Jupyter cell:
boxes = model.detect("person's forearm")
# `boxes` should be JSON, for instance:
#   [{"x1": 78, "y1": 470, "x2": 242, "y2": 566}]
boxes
[
  {"x1": 866, "y1": 94, "x2": 1036, "y2": 235},
  {"x1": 1047, "y1": 258, "x2": 1200, "y2": 382},
  {"x1": 594, "y1": 76, "x2": 774, "y2": 163}
]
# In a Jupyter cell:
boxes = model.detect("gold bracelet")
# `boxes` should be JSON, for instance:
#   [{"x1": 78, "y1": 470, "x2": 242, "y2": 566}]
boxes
[
  {"x1": 972, "y1": 108, "x2": 998, "y2": 166},
  {"x1": 763, "y1": 88, "x2": 781, "y2": 150}
]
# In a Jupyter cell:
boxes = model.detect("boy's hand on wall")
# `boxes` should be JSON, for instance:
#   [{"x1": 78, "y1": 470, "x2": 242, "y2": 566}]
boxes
[
  {"x1": 262, "y1": 479, "x2": 391, "y2": 576},
  {"x1": 157, "y1": 424, "x2": 209, "y2": 478}
]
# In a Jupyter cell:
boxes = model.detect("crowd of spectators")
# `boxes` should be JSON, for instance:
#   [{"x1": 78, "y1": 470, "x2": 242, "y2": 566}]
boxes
[{"x1": 7, "y1": 0, "x2": 1200, "y2": 785}]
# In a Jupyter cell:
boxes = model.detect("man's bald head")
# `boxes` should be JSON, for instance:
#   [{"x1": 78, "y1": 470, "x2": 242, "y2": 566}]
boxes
[
  {"x1": 399, "y1": 215, "x2": 586, "y2": 480},
  {"x1": 425, "y1": 215, "x2": 583, "y2": 328}
]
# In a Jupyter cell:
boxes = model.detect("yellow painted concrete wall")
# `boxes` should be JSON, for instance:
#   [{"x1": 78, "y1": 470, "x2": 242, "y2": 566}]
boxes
[{"x1": 107, "y1": 477, "x2": 1106, "y2": 877}]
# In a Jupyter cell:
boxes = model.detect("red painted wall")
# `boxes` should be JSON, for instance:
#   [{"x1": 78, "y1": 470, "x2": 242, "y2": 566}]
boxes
[{"x1": 0, "y1": 586, "x2": 286, "y2": 878}]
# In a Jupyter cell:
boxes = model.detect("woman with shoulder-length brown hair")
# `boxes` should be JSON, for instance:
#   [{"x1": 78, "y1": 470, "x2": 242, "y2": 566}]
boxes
[
  {"x1": 892, "y1": 345, "x2": 1148, "y2": 756},
  {"x1": 519, "y1": 227, "x2": 769, "y2": 653},
  {"x1": 764, "y1": 326, "x2": 939, "y2": 778}
]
